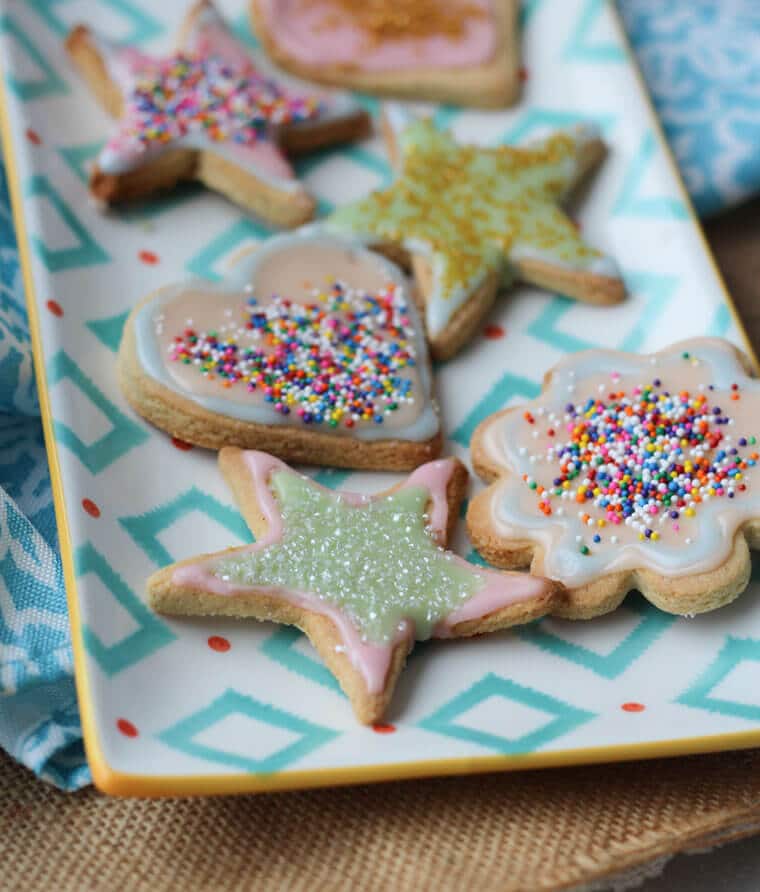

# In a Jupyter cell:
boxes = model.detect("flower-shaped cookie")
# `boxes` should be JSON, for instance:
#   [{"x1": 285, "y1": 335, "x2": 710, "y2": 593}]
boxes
[
  {"x1": 468, "y1": 338, "x2": 760, "y2": 617},
  {"x1": 65, "y1": 0, "x2": 369, "y2": 225},
  {"x1": 148, "y1": 449, "x2": 560, "y2": 723}
]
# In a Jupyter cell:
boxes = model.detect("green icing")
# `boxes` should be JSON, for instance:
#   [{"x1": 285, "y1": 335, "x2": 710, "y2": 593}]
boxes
[
  {"x1": 212, "y1": 470, "x2": 484, "y2": 644},
  {"x1": 328, "y1": 120, "x2": 604, "y2": 335}
]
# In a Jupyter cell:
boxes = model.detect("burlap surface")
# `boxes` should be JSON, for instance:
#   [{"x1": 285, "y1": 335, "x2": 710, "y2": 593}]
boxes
[{"x1": 2, "y1": 201, "x2": 760, "y2": 892}]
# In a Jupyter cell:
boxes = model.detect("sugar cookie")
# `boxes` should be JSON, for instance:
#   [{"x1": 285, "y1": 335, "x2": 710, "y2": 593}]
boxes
[
  {"x1": 148, "y1": 449, "x2": 561, "y2": 723},
  {"x1": 118, "y1": 230, "x2": 442, "y2": 470},
  {"x1": 468, "y1": 338, "x2": 760, "y2": 618},
  {"x1": 250, "y1": 0, "x2": 522, "y2": 108},
  {"x1": 65, "y1": 0, "x2": 369, "y2": 226},
  {"x1": 325, "y1": 107, "x2": 626, "y2": 360}
]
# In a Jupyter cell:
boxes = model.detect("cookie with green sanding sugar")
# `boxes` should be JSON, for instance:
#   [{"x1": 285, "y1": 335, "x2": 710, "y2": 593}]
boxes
[{"x1": 147, "y1": 448, "x2": 562, "y2": 724}]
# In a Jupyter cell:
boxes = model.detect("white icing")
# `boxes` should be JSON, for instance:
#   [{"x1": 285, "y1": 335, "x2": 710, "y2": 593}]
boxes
[
  {"x1": 481, "y1": 338, "x2": 760, "y2": 587},
  {"x1": 133, "y1": 230, "x2": 440, "y2": 443}
]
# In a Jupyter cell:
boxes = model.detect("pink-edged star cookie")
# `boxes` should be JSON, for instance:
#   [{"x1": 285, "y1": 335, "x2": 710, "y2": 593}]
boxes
[
  {"x1": 148, "y1": 448, "x2": 561, "y2": 723},
  {"x1": 65, "y1": 0, "x2": 370, "y2": 226}
]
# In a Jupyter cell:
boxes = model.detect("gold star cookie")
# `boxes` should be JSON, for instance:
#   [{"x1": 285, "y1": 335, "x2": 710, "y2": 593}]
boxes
[{"x1": 326, "y1": 106, "x2": 625, "y2": 359}]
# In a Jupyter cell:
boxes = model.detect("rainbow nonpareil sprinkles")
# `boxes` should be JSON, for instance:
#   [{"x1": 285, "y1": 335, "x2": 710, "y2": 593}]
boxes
[
  {"x1": 107, "y1": 53, "x2": 322, "y2": 159},
  {"x1": 169, "y1": 281, "x2": 418, "y2": 429},
  {"x1": 521, "y1": 363, "x2": 759, "y2": 553}
]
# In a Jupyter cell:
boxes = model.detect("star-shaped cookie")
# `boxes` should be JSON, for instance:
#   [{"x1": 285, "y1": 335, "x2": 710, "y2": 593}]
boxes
[
  {"x1": 468, "y1": 338, "x2": 760, "y2": 619},
  {"x1": 65, "y1": 0, "x2": 369, "y2": 227},
  {"x1": 325, "y1": 107, "x2": 626, "y2": 359},
  {"x1": 148, "y1": 448, "x2": 560, "y2": 723}
]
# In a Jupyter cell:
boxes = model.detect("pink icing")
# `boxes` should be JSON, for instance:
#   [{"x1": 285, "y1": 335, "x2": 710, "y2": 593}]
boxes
[
  {"x1": 171, "y1": 451, "x2": 548, "y2": 693},
  {"x1": 93, "y1": 3, "x2": 327, "y2": 182},
  {"x1": 258, "y1": 0, "x2": 496, "y2": 71}
]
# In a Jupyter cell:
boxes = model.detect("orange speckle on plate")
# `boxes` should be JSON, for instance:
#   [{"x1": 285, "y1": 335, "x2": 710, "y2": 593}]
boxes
[
  {"x1": 116, "y1": 718, "x2": 138, "y2": 738},
  {"x1": 171, "y1": 437, "x2": 193, "y2": 451},
  {"x1": 208, "y1": 636, "x2": 231, "y2": 653},
  {"x1": 621, "y1": 702, "x2": 645, "y2": 713},
  {"x1": 139, "y1": 250, "x2": 159, "y2": 265},
  {"x1": 82, "y1": 498, "x2": 101, "y2": 518},
  {"x1": 46, "y1": 299, "x2": 63, "y2": 317},
  {"x1": 372, "y1": 723, "x2": 396, "y2": 734},
  {"x1": 483, "y1": 323, "x2": 505, "y2": 339},
  {"x1": 519, "y1": 66, "x2": 529, "y2": 82},
  {"x1": 26, "y1": 128, "x2": 41, "y2": 145}
]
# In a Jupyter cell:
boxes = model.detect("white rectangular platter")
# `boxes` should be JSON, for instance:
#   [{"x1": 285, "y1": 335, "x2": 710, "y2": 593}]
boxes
[{"x1": 2, "y1": 0, "x2": 759, "y2": 795}]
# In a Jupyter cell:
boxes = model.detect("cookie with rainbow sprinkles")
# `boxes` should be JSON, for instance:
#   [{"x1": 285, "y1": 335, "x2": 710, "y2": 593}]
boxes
[
  {"x1": 118, "y1": 229, "x2": 442, "y2": 470},
  {"x1": 65, "y1": 0, "x2": 369, "y2": 227},
  {"x1": 468, "y1": 338, "x2": 760, "y2": 618}
]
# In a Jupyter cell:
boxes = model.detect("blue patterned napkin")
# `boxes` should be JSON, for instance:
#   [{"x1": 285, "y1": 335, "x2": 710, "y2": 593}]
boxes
[
  {"x1": 1, "y1": 1, "x2": 759, "y2": 792},
  {"x1": 0, "y1": 165, "x2": 89, "y2": 790},
  {"x1": 620, "y1": 0, "x2": 760, "y2": 216}
]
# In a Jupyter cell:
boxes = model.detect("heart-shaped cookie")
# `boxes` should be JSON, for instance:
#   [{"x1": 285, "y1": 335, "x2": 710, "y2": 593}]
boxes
[{"x1": 118, "y1": 230, "x2": 442, "y2": 470}]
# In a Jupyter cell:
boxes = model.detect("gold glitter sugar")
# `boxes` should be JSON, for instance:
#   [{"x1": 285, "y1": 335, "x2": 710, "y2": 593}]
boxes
[{"x1": 303, "y1": 0, "x2": 488, "y2": 45}]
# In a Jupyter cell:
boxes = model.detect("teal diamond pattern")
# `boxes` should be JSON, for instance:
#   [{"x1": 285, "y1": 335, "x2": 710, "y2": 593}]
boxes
[
  {"x1": 86, "y1": 311, "x2": 128, "y2": 353},
  {"x1": 47, "y1": 350, "x2": 148, "y2": 472},
  {"x1": 119, "y1": 487, "x2": 252, "y2": 566},
  {"x1": 311, "y1": 468, "x2": 352, "y2": 490},
  {"x1": 58, "y1": 142, "x2": 104, "y2": 185},
  {"x1": 451, "y1": 372, "x2": 540, "y2": 447},
  {"x1": 158, "y1": 689, "x2": 339, "y2": 772},
  {"x1": 25, "y1": 176, "x2": 110, "y2": 271},
  {"x1": 0, "y1": 15, "x2": 69, "y2": 100},
  {"x1": 231, "y1": 10, "x2": 259, "y2": 50},
  {"x1": 613, "y1": 132, "x2": 688, "y2": 219},
  {"x1": 76, "y1": 543, "x2": 175, "y2": 675},
  {"x1": 709, "y1": 303, "x2": 732, "y2": 338},
  {"x1": 465, "y1": 548, "x2": 488, "y2": 567},
  {"x1": 527, "y1": 270, "x2": 679, "y2": 355},
  {"x1": 501, "y1": 107, "x2": 617, "y2": 144},
  {"x1": 516, "y1": 595, "x2": 675, "y2": 679},
  {"x1": 186, "y1": 218, "x2": 270, "y2": 280},
  {"x1": 677, "y1": 637, "x2": 760, "y2": 722},
  {"x1": 28, "y1": 0, "x2": 163, "y2": 44},
  {"x1": 563, "y1": 0, "x2": 626, "y2": 63},
  {"x1": 261, "y1": 628, "x2": 343, "y2": 695},
  {"x1": 420, "y1": 673, "x2": 595, "y2": 753}
]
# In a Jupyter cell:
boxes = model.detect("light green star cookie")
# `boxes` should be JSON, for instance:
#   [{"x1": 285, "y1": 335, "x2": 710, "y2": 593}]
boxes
[{"x1": 148, "y1": 448, "x2": 560, "y2": 723}]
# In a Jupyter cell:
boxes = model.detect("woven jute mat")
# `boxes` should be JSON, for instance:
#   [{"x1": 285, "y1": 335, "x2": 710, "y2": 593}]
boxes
[{"x1": 3, "y1": 202, "x2": 760, "y2": 892}]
